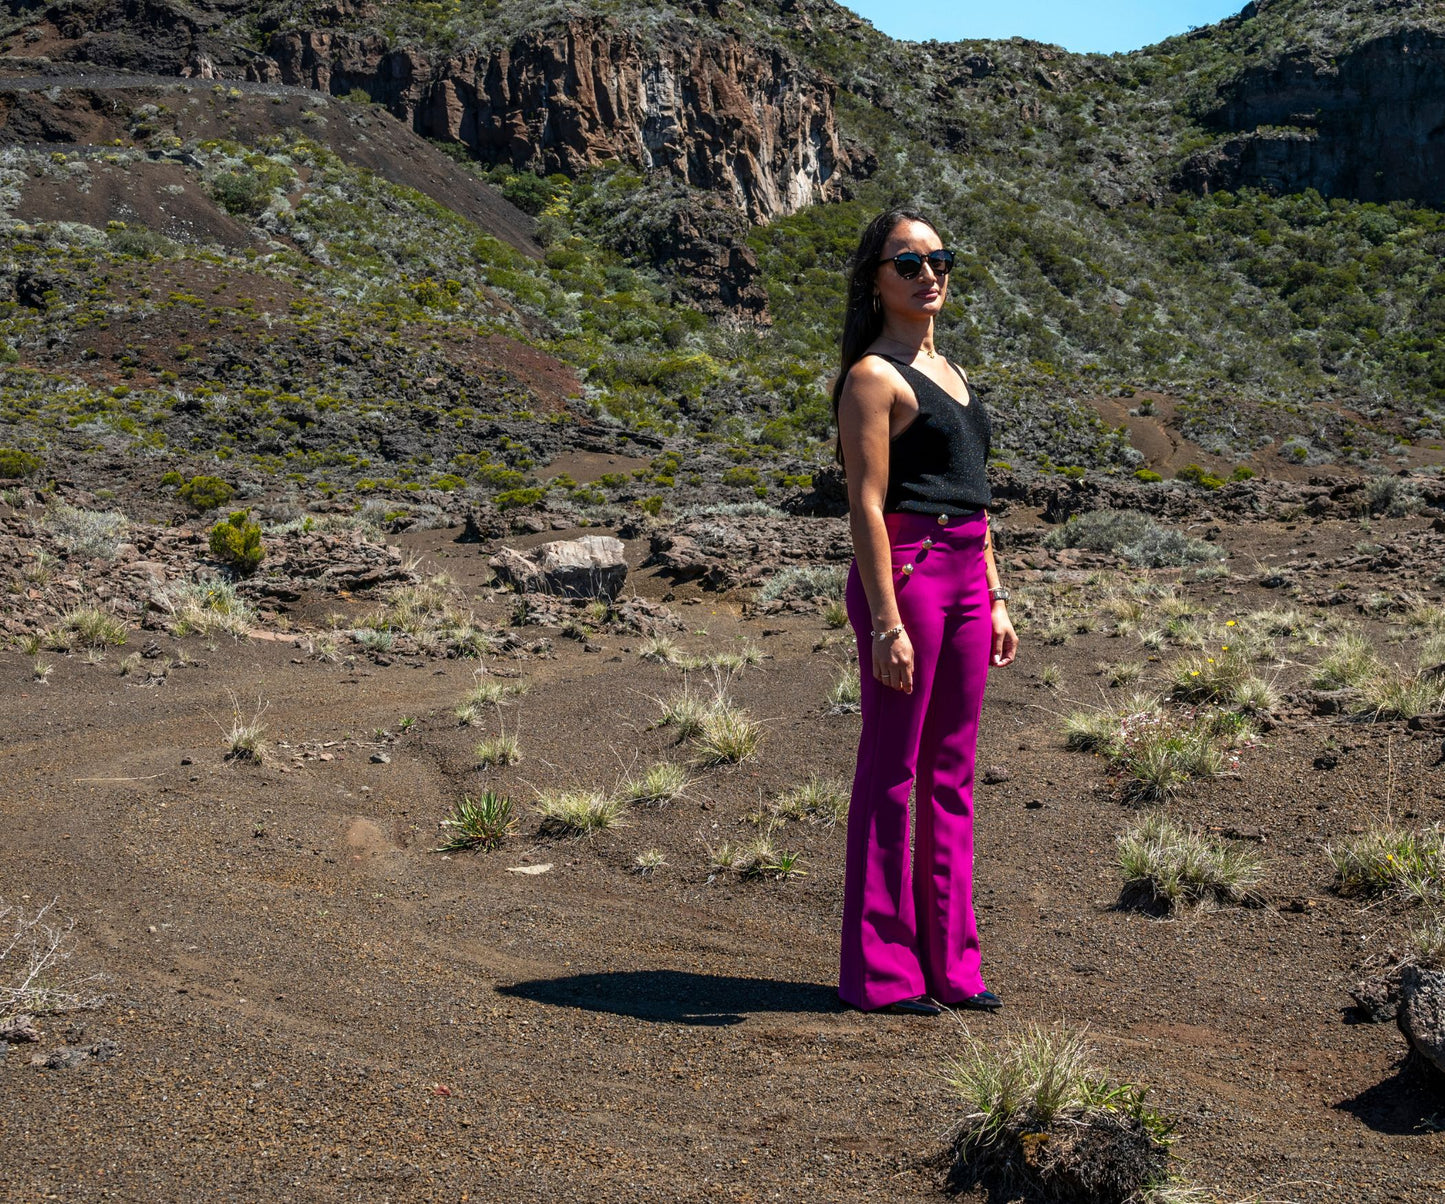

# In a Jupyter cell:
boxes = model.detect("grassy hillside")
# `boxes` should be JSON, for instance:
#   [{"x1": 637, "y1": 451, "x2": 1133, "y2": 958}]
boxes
[{"x1": 1, "y1": 0, "x2": 1442, "y2": 508}]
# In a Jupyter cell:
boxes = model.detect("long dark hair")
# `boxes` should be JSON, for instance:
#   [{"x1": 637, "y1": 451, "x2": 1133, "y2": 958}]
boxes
[{"x1": 830, "y1": 207, "x2": 941, "y2": 463}]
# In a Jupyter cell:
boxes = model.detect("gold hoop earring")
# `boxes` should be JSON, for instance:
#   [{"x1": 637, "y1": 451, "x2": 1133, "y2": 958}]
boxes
[{"x1": 871, "y1": 292, "x2": 881, "y2": 315}]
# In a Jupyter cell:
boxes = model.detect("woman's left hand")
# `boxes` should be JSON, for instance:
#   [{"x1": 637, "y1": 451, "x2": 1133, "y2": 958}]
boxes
[{"x1": 991, "y1": 603, "x2": 1017, "y2": 668}]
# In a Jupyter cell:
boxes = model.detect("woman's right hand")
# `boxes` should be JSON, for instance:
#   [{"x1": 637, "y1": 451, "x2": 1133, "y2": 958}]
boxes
[{"x1": 871, "y1": 629, "x2": 914, "y2": 694}]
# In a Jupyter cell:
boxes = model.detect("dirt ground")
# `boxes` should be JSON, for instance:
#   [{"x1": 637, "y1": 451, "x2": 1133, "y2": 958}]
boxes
[{"x1": 2, "y1": 514, "x2": 1444, "y2": 1203}]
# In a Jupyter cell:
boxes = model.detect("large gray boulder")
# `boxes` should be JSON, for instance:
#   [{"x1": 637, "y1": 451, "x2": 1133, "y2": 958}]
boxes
[
  {"x1": 1398, "y1": 964, "x2": 1445, "y2": 1078},
  {"x1": 491, "y1": 535, "x2": 628, "y2": 599}
]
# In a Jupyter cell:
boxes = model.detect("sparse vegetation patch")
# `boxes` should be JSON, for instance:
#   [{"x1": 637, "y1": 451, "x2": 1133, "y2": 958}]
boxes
[
  {"x1": 535, "y1": 790, "x2": 625, "y2": 837},
  {"x1": 435, "y1": 791, "x2": 515, "y2": 852},
  {"x1": 1117, "y1": 813, "x2": 1263, "y2": 911},
  {"x1": 1045, "y1": 511, "x2": 1223, "y2": 569},
  {"x1": 943, "y1": 1024, "x2": 1174, "y2": 1202},
  {"x1": 1329, "y1": 821, "x2": 1445, "y2": 903}
]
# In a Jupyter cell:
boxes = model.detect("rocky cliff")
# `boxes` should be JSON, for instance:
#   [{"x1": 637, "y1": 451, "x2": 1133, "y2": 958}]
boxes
[
  {"x1": 250, "y1": 17, "x2": 852, "y2": 224},
  {"x1": 1180, "y1": 27, "x2": 1445, "y2": 207}
]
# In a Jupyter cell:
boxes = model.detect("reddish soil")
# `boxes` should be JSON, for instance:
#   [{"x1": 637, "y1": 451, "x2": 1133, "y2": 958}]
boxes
[{"x1": 2, "y1": 513, "x2": 1443, "y2": 1202}]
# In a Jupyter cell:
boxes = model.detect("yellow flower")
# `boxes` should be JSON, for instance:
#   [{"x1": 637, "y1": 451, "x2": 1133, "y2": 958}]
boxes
[
  {"x1": 1207, "y1": 658, "x2": 1215, "y2": 664},
  {"x1": 1189, "y1": 670, "x2": 1200, "y2": 677},
  {"x1": 1222, "y1": 645, "x2": 1229, "y2": 651},
  {"x1": 1226, "y1": 620, "x2": 1236, "y2": 627}
]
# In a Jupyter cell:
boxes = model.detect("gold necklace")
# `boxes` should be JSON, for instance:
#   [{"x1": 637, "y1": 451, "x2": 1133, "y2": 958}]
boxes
[{"x1": 883, "y1": 337, "x2": 936, "y2": 360}]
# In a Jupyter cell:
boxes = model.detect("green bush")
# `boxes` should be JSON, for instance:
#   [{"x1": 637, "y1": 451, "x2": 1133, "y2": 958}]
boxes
[
  {"x1": 208, "y1": 510, "x2": 265, "y2": 575},
  {"x1": 1133, "y1": 468, "x2": 1163, "y2": 483},
  {"x1": 0, "y1": 447, "x2": 42, "y2": 479},
  {"x1": 160, "y1": 470, "x2": 184, "y2": 487},
  {"x1": 494, "y1": 486, "x2": 545, "y2": 510},
  {"x1": 1176, "y1": 463, "x2": 1226, "y2": 489},
  {"x1": 722, "y1": 466, "x2": 761, "y2": 487},
  {"x1": 179, "y1": 475, "x2": 234, "y2": 511}
]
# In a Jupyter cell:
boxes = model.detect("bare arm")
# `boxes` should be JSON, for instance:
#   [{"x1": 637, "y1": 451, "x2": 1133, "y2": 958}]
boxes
[
  {"x1": 981, "y1": 510, "x2": 1018, "y2": 668},
  {"x1": 982, "y1": 515, "x2": 1001, "y2": 592},
  {"x1": 837, "y1": 358, "x2": 915, "y2": 692}
]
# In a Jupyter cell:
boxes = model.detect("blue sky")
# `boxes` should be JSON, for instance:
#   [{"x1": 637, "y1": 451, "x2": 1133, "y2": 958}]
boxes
[{"x1": 841, "y1": 1, "x2": 1247, "y2": 54}]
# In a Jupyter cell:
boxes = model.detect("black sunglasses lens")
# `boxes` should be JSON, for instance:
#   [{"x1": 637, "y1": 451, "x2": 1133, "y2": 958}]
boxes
[
  {"x1": 893, "y1": 253, "x2": 923, "y2": 279},
  {"x1": 928, "y1": 251, "x2": 954, "y2": 276}
]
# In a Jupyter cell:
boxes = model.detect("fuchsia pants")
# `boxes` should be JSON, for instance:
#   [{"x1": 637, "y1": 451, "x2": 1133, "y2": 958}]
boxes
[{"x1": 840, "y1": 509, "x2": 993, "y2": 1010}]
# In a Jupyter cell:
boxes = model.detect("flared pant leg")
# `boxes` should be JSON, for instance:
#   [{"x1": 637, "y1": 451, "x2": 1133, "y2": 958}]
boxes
[
  {"x1": 838, "y1": 512, "x2": 991, "y2": 1010},
  {"x1": 912, "y1": 585, "x2": 993, "y2": 1002}
]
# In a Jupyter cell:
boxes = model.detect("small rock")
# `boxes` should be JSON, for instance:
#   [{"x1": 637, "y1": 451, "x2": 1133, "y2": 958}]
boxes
[
  {"x1": 1351, "y1": 966, "x2": 1403, "y2": 1023},
  {"x1": 982, "y1": 766, "x2": 1010, "y2": 785},
  {"x1": 31, "y1": 1039, "x2": 119, "y2": 1070},
  {"x1": 1305, "y1": 689, "x2": 1354, "y2": 716},
  {"x1": 370, "y1": 751, "x2": 390, "y2": 764},
  {"x1": 0, "y1": 1015, "x2": 40, "y2": 1044}
]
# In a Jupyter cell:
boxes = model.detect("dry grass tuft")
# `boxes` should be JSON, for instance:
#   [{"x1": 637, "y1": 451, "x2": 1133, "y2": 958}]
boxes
[
  {"x1": 61, "y1": 605, "x2": 127, "y2": 649},
  {"x1": 619, "y1": 761, "x2": 690, "y2": 806},
  {"x1": 1328, "y1": 821, "x2": 1445, "y2": 903},
  {"x1": 943, "y1": 1023, "x2": 1174, "y2": 1199},
  {"x1": 827, "y1": 663, "x2": 861, "y2": 713},
  {"x1": 222, "y1": 693, "x2": 269, "y2": 763},
  {"x1": 771, "y1": 775, "x2": 849, "y2": 826},
  {"x1": 692, "y1": 700, "x2": 763, "y2": 766},
  {"x1": 535, "y1": 790, "x2": 625, "y2": 838},
  {"x1": 475, "y1": 732, "x2": 522, "y2": 768},
  {"x1": 1117, "y1": 813, "x2": 1263, "y2": 910}
]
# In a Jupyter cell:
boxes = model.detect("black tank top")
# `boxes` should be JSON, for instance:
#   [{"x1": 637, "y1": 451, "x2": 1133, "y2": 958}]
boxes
[{"x1": 872, "y1": 353, "x2": 992, "y2": 515}]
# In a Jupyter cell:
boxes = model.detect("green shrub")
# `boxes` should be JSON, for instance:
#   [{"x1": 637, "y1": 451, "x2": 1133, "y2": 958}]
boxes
[
  {"x1": 208, "y1": 510, "x2": 265, "y2": 575},
  {"x1": 494, "y1": 486, "x2": 545, "y2": 510},
  {"x1": 722, "y1": 466, "x2": 761, "y2": 487},
  {"x1": 1176, "y1": 463, "x2": 1226, "y2": 489},
  {"x1": 159, "y1": 470, "x2": 184, "y2": 487},
  {"x1": 179, "y1": 475, "x2": 234, "y2": 511},
  {"x1": 1133, "y1": 468, "x2": 1163, "y2": 483},
  {"x1": 0, "y1": 448, "x2": 42, "y2": 479}
]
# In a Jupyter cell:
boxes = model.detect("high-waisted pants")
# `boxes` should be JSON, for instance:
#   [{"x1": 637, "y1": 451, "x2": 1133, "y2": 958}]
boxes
[{"x1": 839, "y1": 509, "x2": 992, "y2": 1010}]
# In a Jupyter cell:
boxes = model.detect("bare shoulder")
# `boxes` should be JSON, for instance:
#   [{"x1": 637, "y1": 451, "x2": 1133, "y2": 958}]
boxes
[{"x1": 841, "y1": 353, "x2": 901, "y2": 402}]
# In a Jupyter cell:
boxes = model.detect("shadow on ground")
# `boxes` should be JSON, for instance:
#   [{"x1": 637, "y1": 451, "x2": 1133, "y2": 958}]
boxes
[
  {"x1": 497, "y1": 970, "x2": 846, "y2": 1026},
  {"x1": 1336, "y1": 1055, "x2": 1445, "y2": 1135}
]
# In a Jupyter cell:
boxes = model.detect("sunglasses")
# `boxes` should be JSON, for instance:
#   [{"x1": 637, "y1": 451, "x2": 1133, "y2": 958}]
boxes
[{"x1": 888, "y1": 249, "x2": 955, "y2": 280}]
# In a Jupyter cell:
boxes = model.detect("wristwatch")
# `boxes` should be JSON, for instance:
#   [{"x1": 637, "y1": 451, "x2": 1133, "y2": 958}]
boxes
[{"x1": 988, "y1": 587, "x2": 1010, "y2": 603}]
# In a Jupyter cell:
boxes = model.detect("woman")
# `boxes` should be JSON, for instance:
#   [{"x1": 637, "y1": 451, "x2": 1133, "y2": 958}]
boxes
[{"x1": 833, "y1": 208, "x2": 1017, "y2": 1016}]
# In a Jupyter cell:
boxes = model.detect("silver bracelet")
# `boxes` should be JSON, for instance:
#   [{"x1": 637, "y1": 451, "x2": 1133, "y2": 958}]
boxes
[{"x1": 871, "y1": 624, "x2": 905, "y2": 643}]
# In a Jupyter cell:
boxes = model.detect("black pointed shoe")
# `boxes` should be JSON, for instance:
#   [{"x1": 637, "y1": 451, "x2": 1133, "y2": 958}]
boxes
[
  {"x1": 956, "y1": 990, "x2": 1003, "y2": 1012},
  {"x1": 880, "y1": 995, "x2": 942, "y2": 1016}
]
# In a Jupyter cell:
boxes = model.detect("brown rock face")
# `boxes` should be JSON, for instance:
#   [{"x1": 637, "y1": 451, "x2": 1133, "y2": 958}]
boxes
[
  {"x1": 252, "y1": 17, "x2": 852, "y2": 223},
  {"x1": 1180, "y1": 29, "x2": 1445, "y2": 206}
]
